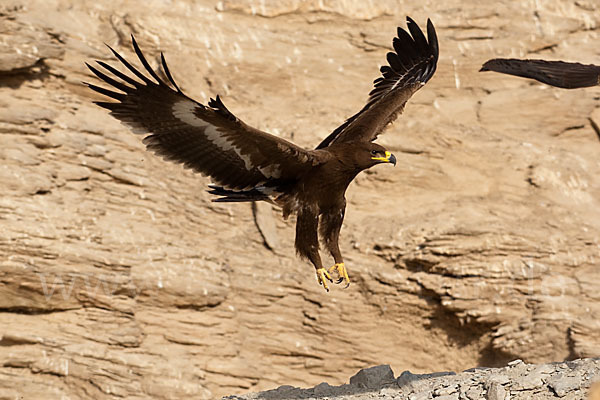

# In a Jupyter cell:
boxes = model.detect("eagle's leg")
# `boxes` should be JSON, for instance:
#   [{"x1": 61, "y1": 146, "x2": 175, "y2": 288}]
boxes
[
  {"x1": 296, "y1": 207, "x2": 332, "y2": 291},
  {"x1": 320, "y1": 204, "x2": 350, "y2": 288}
]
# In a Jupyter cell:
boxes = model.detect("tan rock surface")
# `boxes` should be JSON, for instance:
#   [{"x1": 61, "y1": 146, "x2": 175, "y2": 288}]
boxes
[{"x1": 0, "y1": 0, "x2": 599, "y2": 398}]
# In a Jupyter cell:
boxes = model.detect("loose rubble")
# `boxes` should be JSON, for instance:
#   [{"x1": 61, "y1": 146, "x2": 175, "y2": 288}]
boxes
[{"x1": 226, "y1": 359, "x2": 600, "y2": 400}]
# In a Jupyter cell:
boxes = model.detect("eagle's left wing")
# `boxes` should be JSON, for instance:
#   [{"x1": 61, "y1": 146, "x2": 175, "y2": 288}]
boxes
[
  {"x1": 316, "y1": 17, "x2": 438, "y2": 149},
  {"x1": 85, "y1": 36, "x2": 327, "y2": 193},
  {"x1": 480, "y1": 58, "x2": 600, "y2": 89}
]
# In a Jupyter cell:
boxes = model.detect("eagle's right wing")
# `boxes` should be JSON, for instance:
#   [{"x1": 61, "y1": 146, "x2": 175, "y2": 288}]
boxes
[
  {"x1": 85, "y1": 36, "x2": 326, "y2": 191},
  {"x1": 480, "y1": 58, "x2": 600, "y2": 89},
  {"x1": 316, "y1": 17, "x2": 438, "y2": 149}
]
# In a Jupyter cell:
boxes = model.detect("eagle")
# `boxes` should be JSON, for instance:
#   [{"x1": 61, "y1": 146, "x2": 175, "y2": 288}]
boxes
[
  {"x1": 85, "y1": 17, "x2": 438, "y2": 291},
  {"x1": 480, "y1": 58, "x2": 600, "y2": 89}
]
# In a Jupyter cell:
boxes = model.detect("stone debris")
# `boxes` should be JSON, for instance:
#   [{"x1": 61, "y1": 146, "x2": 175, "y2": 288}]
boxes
[
  {"x1": 485, "y1": 382, "x2": 507, "y2": 400},
  {"x1": 547, "y1": 373, "x2": 584, "y2": 398},
  {"x1": 228, "y1": 359, "x2": 600, "y2": 399},
  {"x1": 350, "y1": 365, "x2": 396, "y2": 389}
]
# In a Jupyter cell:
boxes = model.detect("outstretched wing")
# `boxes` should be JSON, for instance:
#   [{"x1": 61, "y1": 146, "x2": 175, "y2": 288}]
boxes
[
  {"x1": 85, "y1": 36, "x2": 326, "y2": 191},
  {"x1": 316, "y1": 17, "x2": 438, "y2": 149},
  {"x1": 480, "y1": 58, "x2": 600, "y2": 89}
]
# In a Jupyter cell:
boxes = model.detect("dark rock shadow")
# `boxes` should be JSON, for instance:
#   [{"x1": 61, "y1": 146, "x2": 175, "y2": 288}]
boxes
[{"x1": 0, "y1": 59, "x2": 51, "y2": 89}]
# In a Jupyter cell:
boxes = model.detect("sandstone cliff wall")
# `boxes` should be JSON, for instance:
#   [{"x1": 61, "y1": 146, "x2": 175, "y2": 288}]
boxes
[{"x1": 0, "y1": 1, "x2": 599, "y2": 398}]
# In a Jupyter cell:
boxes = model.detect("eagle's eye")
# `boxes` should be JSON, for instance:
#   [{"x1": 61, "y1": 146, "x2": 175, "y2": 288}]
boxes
[{"x1": 371, "y1": 150, "x2": 378, "y2": 155}]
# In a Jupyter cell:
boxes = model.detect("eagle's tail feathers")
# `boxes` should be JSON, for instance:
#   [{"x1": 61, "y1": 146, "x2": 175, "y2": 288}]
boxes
[{"x1": 207, "y1": 185, "x2": 272, "y2": 203}]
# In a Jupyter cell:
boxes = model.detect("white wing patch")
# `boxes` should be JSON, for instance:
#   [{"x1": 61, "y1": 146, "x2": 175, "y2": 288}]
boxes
[
  {"x1": 256, "y1": 185, "x2": 283, "y2": 197},
  {"x1": 172, "y1": 100, "x2": 254, "y2": 171},
  {"x1": 258, "y1": 164, "x2": 282, "y2": 179}
]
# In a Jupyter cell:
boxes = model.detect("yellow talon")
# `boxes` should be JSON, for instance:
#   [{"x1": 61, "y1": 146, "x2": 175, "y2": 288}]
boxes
[
  {"x1": 328, "y1": 262, "x2": 350, "y2": 288},
  {"x1": 316, "y1": 268, "x2": 333, "y2": 291}
]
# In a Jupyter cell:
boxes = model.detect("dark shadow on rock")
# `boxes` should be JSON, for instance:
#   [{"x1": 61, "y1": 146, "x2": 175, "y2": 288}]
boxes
[
  {"x1": 417, "y1": 284, "x2": 513, "y2": 368},
  {"x1": 0, "y1": 59, "x2": 52, "y2": 89},
  {"x1": 478, "y1": 339, "x2": 515, "y2": 367}
]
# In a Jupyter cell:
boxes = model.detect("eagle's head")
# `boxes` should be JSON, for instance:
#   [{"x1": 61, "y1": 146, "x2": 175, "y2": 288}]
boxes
[{"x1": 360, "y1": 142, "x2": 396, "y2": 169}]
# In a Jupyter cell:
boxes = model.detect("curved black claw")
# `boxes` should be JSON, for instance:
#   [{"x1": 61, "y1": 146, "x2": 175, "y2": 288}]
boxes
[
  {"x1": 328, "y1": 263, "x2": 350, "y2": 288},
  {"x1": 316, "y1": 268, "x2": 333, "y2": 292}
]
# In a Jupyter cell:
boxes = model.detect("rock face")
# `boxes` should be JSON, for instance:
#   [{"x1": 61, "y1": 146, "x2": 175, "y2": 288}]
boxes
[
  {"x1": 227, "y1": 359, "x2": 600, "y2": 400},
  {"x1": 1, "y1": 0, "x2": 599, "y2": 399}
]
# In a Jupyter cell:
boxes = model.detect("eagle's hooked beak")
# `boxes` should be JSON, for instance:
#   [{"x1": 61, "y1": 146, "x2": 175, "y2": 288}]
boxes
[{"x1": 372, "y1": 151, "x2": 397, "y2": 166}]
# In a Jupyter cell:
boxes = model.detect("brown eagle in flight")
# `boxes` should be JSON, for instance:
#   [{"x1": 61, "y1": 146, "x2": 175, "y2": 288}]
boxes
[
  {"x1": 480, "y1": 58, "x2": 600, "y2": 89},
  {"x1": 85, "y1": 17, "x2": 438, "y2": 291}
]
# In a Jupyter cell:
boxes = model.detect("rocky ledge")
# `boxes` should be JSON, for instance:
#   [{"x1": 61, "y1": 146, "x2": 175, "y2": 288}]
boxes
[{"x1": 225, "y1": 359, "x2": 600, "y2": 400}]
